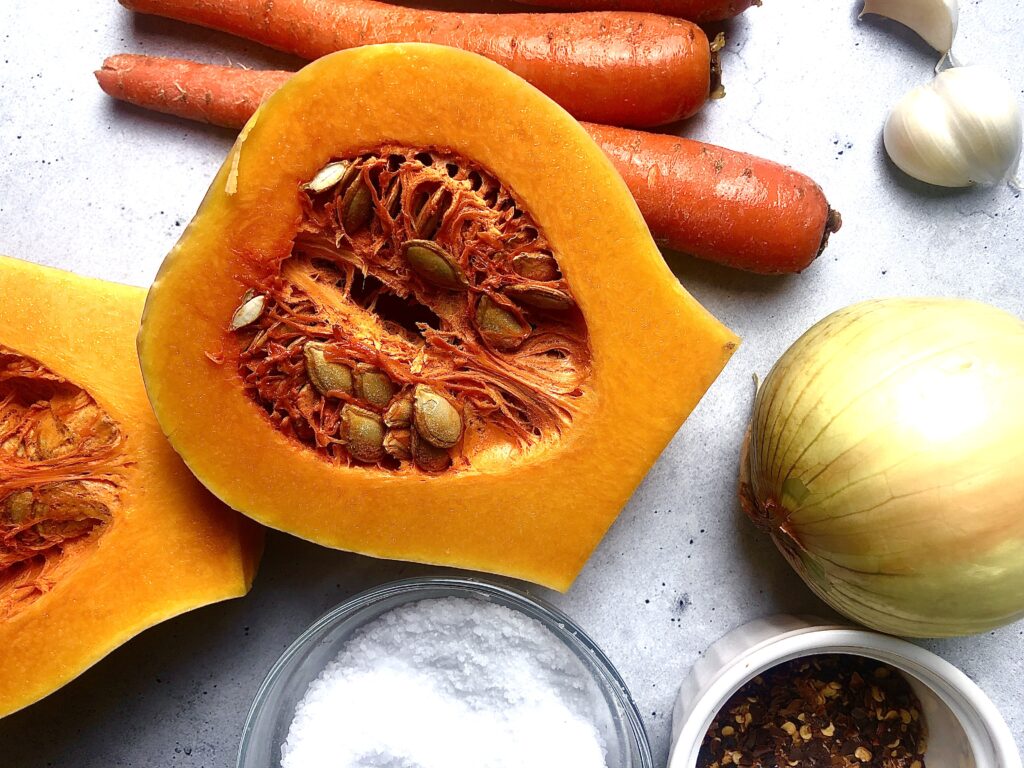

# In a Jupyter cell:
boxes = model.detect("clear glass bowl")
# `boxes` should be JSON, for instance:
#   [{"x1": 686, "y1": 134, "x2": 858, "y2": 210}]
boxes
[{"x1": 237, "y1": 576, "x2": 653, "y2": 768}]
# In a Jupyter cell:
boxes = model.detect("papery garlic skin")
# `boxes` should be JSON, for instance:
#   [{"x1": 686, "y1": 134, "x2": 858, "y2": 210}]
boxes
[
  {"x1": 861, "y1": 0, "x2": 958, "y2": 53},
  {"x1": 884, "y1": 66, "x2": 1023, "y2": 187},
  {"x1": 740, "y1": 299, "x2": 1024, "y2": 638}
]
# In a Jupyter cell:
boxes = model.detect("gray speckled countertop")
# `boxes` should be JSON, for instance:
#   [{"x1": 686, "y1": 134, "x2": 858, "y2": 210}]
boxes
[{"x1": 0, "y1": 1, "x2": 1021, "y2": 766}]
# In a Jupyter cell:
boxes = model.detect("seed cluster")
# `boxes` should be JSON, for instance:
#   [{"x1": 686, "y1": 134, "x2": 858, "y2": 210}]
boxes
[
  {"x1": 232, "y1": 146, "x2": 590, "y2": 472},
  {"x1": 0, "y1": 347, "x2": 121, "y2": 617},
  {"x1": 698, "y1": 655, "x2": 927, "y2": 768}
]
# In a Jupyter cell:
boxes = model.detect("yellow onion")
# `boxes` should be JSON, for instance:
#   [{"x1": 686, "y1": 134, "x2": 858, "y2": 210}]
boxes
[{"x1": 740, "y1": 298, "x2": 1024, "y2": 637}]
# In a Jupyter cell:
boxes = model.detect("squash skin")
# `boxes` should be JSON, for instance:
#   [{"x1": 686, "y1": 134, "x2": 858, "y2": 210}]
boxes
[
  {"x1": 0, "y1": 255, "x2": 262, "y2": 719},
  {"x1": 138, "y1": 44, "x2": 738, "y2": 590}
]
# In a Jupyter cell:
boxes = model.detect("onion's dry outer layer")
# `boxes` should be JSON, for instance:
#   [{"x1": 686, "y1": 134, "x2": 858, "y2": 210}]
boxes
[
  {"x1": 137, "y1": 44, "x2": 738, "y2": 590},
  {"x1": 0, "y1": 255, "x2": 262, "y2": 719},
  {"x1": 740, "y1": 298, "x2": 1024, "y2": 637}
]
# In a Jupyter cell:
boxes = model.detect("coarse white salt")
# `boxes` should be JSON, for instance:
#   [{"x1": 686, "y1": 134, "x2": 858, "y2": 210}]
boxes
[{"x1": 280, "y1": 596, "x2": 610, "y2": 768}]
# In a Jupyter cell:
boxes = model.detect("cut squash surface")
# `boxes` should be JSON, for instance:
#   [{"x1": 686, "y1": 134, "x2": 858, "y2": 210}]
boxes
[
  {"x1": 0, "y1": 255, "x2": 261, "y2": 719},
  {"x1": 138, "y1": 44, "x2": 737, "y2": 590}
]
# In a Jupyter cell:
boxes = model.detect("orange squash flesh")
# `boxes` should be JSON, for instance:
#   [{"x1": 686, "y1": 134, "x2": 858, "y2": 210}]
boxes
[
  {"x1": 138, "y1": 44, "x2": 738, "y2": 590},
  {"x1": 0, "y1": 255, "x2": 262, "y2": 719}
]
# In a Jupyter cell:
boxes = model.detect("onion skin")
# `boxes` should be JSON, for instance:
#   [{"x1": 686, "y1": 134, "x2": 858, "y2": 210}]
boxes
[{"x1": 740, "y1": 298, "x2": 1024, "y2": 638}]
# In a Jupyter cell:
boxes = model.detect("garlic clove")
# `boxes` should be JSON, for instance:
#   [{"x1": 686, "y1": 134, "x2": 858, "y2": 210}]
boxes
[
  {"x1": 933, "y1": 68, "x2": 1024, "y2": 184},
  {"x1": 884, "y1": 66, "x2": 1023, "y2": 187},
  {"x1": 884, "y1": 83, "x2": 965, "y2": 187},
  {"x1": 860, "y1": 0, "x2": 958, "y2": 54}
]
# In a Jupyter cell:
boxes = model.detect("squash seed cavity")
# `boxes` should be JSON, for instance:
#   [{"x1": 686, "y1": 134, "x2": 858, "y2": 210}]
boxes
[
  {"x1": 231, "y1": 146, "x2": 591, "y2": 473},
  {"x1": 0, "y1": 346, "x2": 123, "y2": 618}
]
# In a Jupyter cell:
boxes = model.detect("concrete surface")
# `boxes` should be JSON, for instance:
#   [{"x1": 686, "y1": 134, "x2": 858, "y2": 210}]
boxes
[{"x1": 0, "y1": 1, "x2": 1021, "y2": 766}]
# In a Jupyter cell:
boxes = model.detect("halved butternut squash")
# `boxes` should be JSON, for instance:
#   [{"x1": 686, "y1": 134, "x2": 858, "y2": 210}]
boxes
[
  {"x1": 138, "y1": 43, "x2": 737, "y2": 590},
  {"x1": 0, "y1": 255, "x2": 262, "y2": 719}
]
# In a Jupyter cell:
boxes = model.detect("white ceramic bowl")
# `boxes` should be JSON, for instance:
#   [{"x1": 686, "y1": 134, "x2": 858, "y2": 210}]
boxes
[{"x1": 668, "y1": 614, "x2": 1020, "y2": 768}]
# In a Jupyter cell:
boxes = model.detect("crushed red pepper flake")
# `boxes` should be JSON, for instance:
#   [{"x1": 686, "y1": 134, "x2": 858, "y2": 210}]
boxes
[{"x1": 697, "y1": 655, "x2": 928, "y2": 768}]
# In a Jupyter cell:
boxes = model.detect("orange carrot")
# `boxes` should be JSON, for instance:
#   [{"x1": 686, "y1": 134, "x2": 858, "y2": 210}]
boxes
[
  {"x1": 96, "y1": 55, "x2": 839, "y2": 274},
  {"x1": 586, "y1": 124, "x2": 841, "y2": 273},
  {"x1": 96, "y1": 55, "x2": 293, "y2": 129},
  {"x1": 117, "y1": 0, "x2": 716, "y2": 129},
  {"x1": 511, "y1": 0, "x2": 760, "y2": 23}
]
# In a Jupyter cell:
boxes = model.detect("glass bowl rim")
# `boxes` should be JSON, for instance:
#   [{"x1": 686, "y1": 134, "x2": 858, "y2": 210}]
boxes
[{"x1": 236, "y1": 574, "x2": 654, "y2": 768}]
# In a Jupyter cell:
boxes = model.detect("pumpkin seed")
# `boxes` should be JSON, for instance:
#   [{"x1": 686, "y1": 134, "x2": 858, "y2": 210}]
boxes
[
  {"x1": 245, "y1": 326, "x2": 271, "y2": 353},
  {"x1": 354, "y1": 365, "x2": 397, "y2": 408},
  {"x1": 384, "y1": 178, "x2": 403, "y2": 219},
  {"x1": 340, "y1": 178, "x2": 373, "y2": 233},
  {"x1": 341, "y1": 404, "x2": 385, "y2": 463},
  {"x1": 508, "y1": 226, "x2": 540, "y2": 247},
  {"x1": 383, "y1": 429, "x2": 412, "y2": 460},
  {"x1": 411, "y1": 429, "x2": 451, "y2": 472},
  {"x1": 409, "y1": 185, "x2": 434, "y2": 221},
  {"x1": 505, "y1": 284, "x2": 575, "y2": 311},
  {"x1": 383, "y1": 390, "x2": 414, "y2": 428},
  {"x1": 303, "y1": 161, "x2": 350, "y2": 193},
  {"x1": 303, "y1": 342, "x2": 353, "y2": 396},
  {"x1": 230, "y1": 293, "x2": 266, "y2": 330},
  {"x1": 476, "y1": 296, "x2": 530, "y2": 351},
  {"x1": 511, "y1": 252, "x2": 559, "y2": 282},
  {"x1": 412, "y1": 385, "x2": 463, "y2": 449},
  {"x1": 401, "y1": 240, "x2": 466, "y2": 290},
  {"x1": 4, "y1": 489, "x2": 34, "y2": 524},
  {"x1": 338, "y1": 160, "x2": 361, "y2": 193},
  {"x1": 414, "y1": 187, "x2": 452, "y2": 239}
]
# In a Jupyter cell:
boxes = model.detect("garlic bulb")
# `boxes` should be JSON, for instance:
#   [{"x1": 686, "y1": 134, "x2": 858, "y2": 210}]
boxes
[
  {"x1": 861, "y1": 0, "x2": 958, "y2": 54},
  {"x1": 884, "y1": 66, "x2": 1023, "y2": 187}
]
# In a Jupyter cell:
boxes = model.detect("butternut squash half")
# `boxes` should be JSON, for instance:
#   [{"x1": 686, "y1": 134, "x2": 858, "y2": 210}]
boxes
[
  {"x1": 0, "y1": 255, "x2": 261, "y2": 719},
  {"x1": 138, "y1": 44, "x2": 737, "y2": 590}
]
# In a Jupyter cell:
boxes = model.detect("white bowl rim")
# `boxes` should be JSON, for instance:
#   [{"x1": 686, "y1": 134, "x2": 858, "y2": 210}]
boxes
[{"x1": 669, "y1": 617, "x2": 1021, "y2": 768}]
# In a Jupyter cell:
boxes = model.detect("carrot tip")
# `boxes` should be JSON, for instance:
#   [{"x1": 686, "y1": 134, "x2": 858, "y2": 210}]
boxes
[
  {"x1": 816, "y1": 208, "x2": 843, "y2": 259},
  {"x1": 827, "y1": 208, "x2": 843, "y2": 234},
  {"x1": 94, "y1": 69, "x2": 112, "y2": 91},
  {"x1": 709, "y1": 33, "x2": 726, "y2": 101}
]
